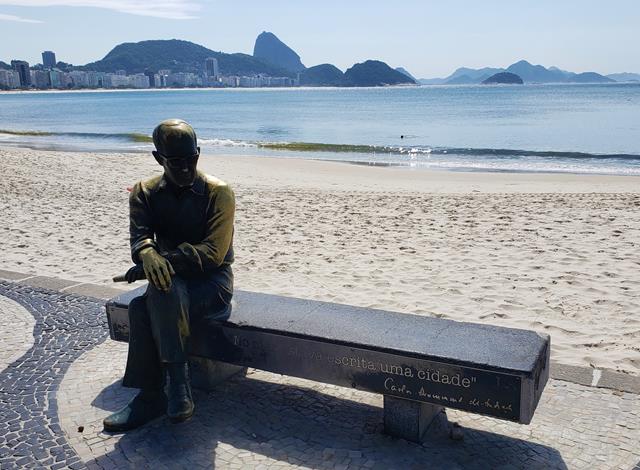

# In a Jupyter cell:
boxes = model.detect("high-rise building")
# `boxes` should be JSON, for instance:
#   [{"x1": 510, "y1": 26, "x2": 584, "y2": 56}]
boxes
[
  {"x1": 107, "y1": 74, "x2": 129, "y2": 88},
  {"x1": 49, "y1": 70, "x2": 63, "y2": 88},
  {"x1": 86, "y1": 71, "x2": 105, "y2": 88},
  {"x1": 144, "y1": 70, "x2": 156, "y2": 88},
  {"x1": 130, "y1": 73, "x2": 150, "y2": 89},
  {"x1": 11, "y1": 60, "x2": 31, "y2": 87},
  {"x1": 68, "y1": 71, "x2": 90, "y2": 88},
  {"x1": 33, "y1": 70, "x2": 51, "y2": 89},
  {"x1": 0, "y1": 70, "x2": 21, "y2": 89},
  {"x1": 42, "y1": 51, "x2": 56, "y2": 69},
  {"x1": 204, "y1": 57, "x2": 219, "y2": 79}
]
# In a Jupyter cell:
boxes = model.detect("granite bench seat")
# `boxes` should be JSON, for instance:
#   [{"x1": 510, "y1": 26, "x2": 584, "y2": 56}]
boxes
[{"x1": 106, "y1": 286, "x2": 550, "y2": 442}]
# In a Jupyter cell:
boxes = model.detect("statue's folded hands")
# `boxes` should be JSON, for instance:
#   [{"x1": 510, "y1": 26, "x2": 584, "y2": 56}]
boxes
[{"x1": 139, "y1": 247, "x2": 175, "y2": 292}]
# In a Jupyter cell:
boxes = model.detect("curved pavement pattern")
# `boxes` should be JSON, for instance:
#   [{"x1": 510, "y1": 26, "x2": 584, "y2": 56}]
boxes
[
  {"x1": 0, "y1": 282, "x2": 107, "y2": 469},
  {"x1": 1, "y1": 280, "x2": 640, "y2": 469},
  {"x1": 0, "y1": 294, "x2": 35, "y2": 372}
]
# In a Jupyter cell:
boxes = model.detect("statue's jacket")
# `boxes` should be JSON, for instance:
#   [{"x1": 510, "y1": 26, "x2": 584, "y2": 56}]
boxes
[
  {"x1": 129, "y1": 171, "x2": 235, "y2": 278},
  {"x1": 122, "y1": 171, "x2": 234, "y2": 388}
]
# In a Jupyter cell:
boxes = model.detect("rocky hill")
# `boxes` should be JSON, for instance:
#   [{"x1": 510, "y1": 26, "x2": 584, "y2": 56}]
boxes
[
  {"x1": 482, "y1": 72, "x2": 523, "y2": 84},
  {"x1": 345, "y1": 60, "x2": 416, "y2": 86},
  {"x1": 253, "y1": 31, "x2": 305, "y2": 73},
  {"x1": 299, "y1": 64, "x2": 345, "y2": 86},
  {"x1": 82, "y1": 39, "x2": 292, "y2": 76},
  {"x1": 75, "y1": 38, "x2": 418, "y2": 87}
]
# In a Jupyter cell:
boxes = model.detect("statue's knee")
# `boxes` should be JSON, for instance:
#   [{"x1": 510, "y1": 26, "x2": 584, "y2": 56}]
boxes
[
  {"x1": 129, "y1": 296, "x2": 146, "y2": 311},
  {"x1": 128, "y1": 295, "x2": 148, "y2": 326}
]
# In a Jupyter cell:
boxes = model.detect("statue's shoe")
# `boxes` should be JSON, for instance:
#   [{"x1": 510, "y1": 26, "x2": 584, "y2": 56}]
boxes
[
  {"x1": 167, "y1": 383, "x2": 194, "y2": 423},
  {"x1": 103, "y1": 391, "x2": 167, "y2": 432}
]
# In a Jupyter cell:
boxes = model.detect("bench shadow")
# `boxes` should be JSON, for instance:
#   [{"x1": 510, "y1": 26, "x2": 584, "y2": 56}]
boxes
[{"x1": 90, "y1": 373, "x2": 568, "y2": 469}]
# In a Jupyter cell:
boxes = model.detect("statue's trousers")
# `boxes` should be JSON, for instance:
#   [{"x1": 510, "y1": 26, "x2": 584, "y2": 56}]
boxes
[{"x1": 122, "y1": 265, "x2": 233, "y2": 390}]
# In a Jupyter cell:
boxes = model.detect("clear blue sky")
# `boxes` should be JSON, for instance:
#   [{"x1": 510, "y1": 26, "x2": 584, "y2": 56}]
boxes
[{"x1": 0, "y1": 0, "x2": 638, "y2": 77}]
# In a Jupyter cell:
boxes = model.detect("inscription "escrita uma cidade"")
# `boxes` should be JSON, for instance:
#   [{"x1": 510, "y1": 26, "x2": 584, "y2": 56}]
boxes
[
  {"x1": 285, "y1": 344, "x2": 479, "y2": 389},
  {"x1": 232, "y1": 336, "x2": 480, "y2": 390}
]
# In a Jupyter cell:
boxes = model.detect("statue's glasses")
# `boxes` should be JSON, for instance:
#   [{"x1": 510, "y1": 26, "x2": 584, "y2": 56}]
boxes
[{"x1": 159, "y1": 153, "x2": 199, "y2": 169}]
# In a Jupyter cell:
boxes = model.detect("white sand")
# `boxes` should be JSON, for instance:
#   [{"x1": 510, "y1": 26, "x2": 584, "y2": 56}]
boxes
[{"x1": 1, "y1": 147, "x2": 639, "y2": 375}]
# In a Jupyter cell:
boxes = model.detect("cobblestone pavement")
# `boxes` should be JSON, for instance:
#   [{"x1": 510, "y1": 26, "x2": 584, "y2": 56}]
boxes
[
  {"x1": 1, "y1": 281, "x2": 640, "y2": 469},
  {"x1": 0, "y1": 295, "x2": 35, "y2": 371},
  {"x1": 0, "y1": 282, "x2": 107, "y2": 469}
]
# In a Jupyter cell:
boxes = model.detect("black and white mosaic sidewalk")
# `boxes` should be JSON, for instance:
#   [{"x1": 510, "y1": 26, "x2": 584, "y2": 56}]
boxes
[
  {"x1": 0, "y1": 281, "x2": 106, "y2": 469},
  {"x1": 1, "y1": 278, "x2": 639, "y2": 469}
]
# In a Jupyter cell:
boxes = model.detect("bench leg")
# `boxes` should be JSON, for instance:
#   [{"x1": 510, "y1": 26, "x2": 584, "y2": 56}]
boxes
[
  {"x1": 383, "y1": 396, "x2": 444, "y2": 442},
  {"x1": 189, "y1": 356, "x2": 247, "y2": 391}
]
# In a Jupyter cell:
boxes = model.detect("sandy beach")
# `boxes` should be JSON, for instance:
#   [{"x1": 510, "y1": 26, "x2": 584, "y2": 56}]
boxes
[{"x1": 1, "y1": 147, "x2": 639, "y2": 376}]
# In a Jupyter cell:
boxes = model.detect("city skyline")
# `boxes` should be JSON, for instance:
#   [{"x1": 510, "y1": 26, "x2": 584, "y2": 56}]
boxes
[
  {"x1": 0, "y1": 1, "x2": 639, "y2": 78},
  {"x1": 0, "y1": 54, "x2": 303, "y2": 89}
]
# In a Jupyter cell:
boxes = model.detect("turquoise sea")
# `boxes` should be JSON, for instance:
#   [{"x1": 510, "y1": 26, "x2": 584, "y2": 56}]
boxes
[{"x1": 1, "y1": 83, "x2": 639, "y2": 175}]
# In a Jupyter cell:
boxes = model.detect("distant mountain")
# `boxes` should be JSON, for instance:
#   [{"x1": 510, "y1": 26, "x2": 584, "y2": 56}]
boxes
[
  {"x1": 549, "y1": 66, "x2": 571, "y2": 75},
  {"x1": 299, "y1": 64, "x2": 345, "y2": 86},
  {"x1": 445, "y1": 67, "x2": 503, "y2": 84},
  {"x1": 395, "y1": 67, "x2": 417, "y2": 81},
  {"x1": 506, "y1": 60, "x2": 572, "y2": 83},
  {"x1": 503, "y1": 60, "x2": 612, "y2": 83},
  {"x1": 345, "y1": 60, "x2": 416, "y2": 86},
  {"x1": 421, "y1": 60, "x2": 614, "y2": 85},
  {"x1": 546, "y1": 66, "x2": 615, "y2": 83},
  {"x1": 82, "y1": 39, "x2": 293, "y2": 77},
  {"x1": 0, "y1": 60, "x2": 10, "y2": 70},
  {"x1": 424, "y1": 67, "x2": 504, "y2": 85},
  {"x1": 253, "y1": 31, "x2": 305, "y2": 73},
  {"x1": 607, "y1": 72, "x2": 640, "y2": 82},
  {"x1": 482, "y1": 72, "x2": 523, "y2": 84},
  {"x1": 571, "y1": 72, "x2": 614, "y2": 83}
]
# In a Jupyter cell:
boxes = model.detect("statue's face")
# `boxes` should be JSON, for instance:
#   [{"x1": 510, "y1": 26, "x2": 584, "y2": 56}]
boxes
[
  {"x1": 152, "y1": 120, "x2": 200, "y2": 187},
  {"x1": 157, "y1": 150, "x2": 200, "y2": 188},
  {"x1": 153, "y1": 138, "x2": 199, "y2": 188}
]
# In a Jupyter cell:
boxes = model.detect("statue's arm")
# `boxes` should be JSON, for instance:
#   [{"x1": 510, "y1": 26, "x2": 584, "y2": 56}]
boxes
[
  {"x1": 129, "y1": 181, "x2": 157, "y2": 263},
  {"x1": 164, "y1": 185, "x2": 235, "y2": 275}
]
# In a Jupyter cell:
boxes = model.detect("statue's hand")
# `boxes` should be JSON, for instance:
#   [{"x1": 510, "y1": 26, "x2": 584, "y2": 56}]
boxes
[{"x1": 139, "y1": 247, "x2": 175, "y2": 292}]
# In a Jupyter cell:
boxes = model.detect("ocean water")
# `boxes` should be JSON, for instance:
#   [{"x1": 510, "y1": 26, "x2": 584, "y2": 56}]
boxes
[{"x1": 1, "y1": 83, "x2": 639, "y2": 175}]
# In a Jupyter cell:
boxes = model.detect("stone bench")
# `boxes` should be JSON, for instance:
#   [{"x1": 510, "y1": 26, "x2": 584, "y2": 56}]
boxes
[{"x1": 106, "y1": 287, "x2": 550, "y2": 442}]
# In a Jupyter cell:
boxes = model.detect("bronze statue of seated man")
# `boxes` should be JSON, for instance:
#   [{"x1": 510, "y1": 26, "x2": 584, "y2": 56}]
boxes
[{"x1": 103, "y1": 119, "x2": 235, "y2": 432}]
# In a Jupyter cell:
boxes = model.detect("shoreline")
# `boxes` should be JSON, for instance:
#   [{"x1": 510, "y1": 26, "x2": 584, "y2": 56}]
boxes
[
  {"x1": 0, "y1": 84, "x2": 421, "y2": 95},
  {"x1": 3, "y1": 142, "x2": 640, "y2": 180},
  {"x1": 1, "y1": 82, "x2": 637, "y2": 96},
  {"x1": 1, "y1": 147, "x2": 639, "y2": 375},
  {"x1": 204, "y1": 152, "x2": 640, "y2": 193}
]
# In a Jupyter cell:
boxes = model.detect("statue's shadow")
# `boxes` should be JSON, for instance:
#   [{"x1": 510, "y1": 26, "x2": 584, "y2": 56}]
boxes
[{"x1": 91, "y1": 374, "x2": 568, "y2": 469}]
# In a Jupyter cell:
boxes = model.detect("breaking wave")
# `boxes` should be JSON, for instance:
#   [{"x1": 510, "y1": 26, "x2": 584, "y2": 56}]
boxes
[
  {"x1": 2, "y1": 129, "x2": 640, "y2": 175},
  {"x1": 256, "y1": 141, "x2": 640, "y2": 160},
  {"x1": 0, "y1": 129, "x2": 152, "y2": 143}
]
